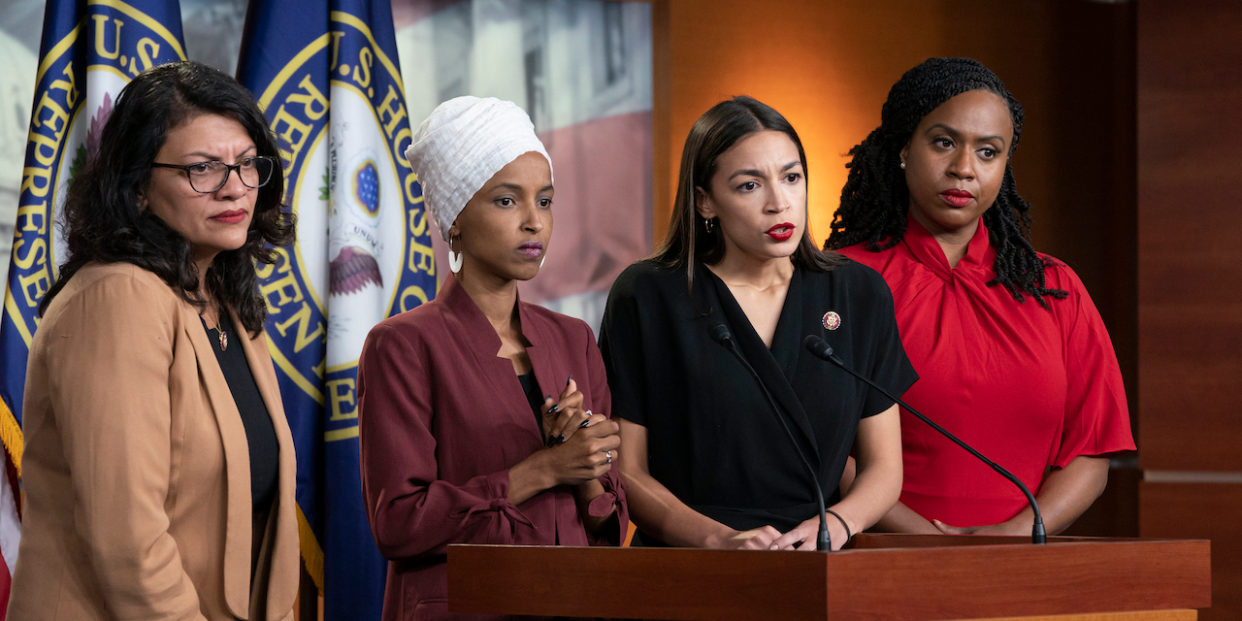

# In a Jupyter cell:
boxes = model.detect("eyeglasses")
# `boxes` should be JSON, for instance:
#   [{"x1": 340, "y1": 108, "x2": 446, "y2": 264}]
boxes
[{"x1": 151, "y1": 156, "x2": 277, "y2": 193}]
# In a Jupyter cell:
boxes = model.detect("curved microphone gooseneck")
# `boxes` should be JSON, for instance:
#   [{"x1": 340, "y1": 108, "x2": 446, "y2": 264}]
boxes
[
  {"x1": 710, "y1": 324, "x2": 832, "y2": 552},
  {"x1": 803, "y1": 334, "x2": 1046, "y2": 544}
]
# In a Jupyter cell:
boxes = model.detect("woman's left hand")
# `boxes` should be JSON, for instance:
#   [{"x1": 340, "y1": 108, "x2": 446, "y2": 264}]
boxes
[
  {"x1": 931, "y1": 519, "x2": 1027, "y2": 537},
  {"x1": 541, "y1": 378, "x2": 599, "y2": 446},
  {"x1": 934, "y1": 456, "x2": 1111, "y2": 537},
  {"x1": 769, "y1": 513, "x2": 852, "y2": 551}
]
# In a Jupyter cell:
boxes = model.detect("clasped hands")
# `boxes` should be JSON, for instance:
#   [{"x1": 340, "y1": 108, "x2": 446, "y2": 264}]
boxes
[{"x1": 534, "y1": 377, "x2": 620, "y2": 488}]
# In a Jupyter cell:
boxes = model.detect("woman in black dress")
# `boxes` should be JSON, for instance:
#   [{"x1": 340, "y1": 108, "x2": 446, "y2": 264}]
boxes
[{"x1": 599, "y1": 97, "x2": 916, "y2": 551}]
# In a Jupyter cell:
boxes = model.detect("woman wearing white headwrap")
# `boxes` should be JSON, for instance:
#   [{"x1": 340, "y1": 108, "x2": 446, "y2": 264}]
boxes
[{"x1": 357, "y1": 96, "x2": 627, "y2": 621}]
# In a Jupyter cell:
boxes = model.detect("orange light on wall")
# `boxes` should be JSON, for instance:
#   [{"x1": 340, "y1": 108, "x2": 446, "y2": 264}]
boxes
[
  {"x1": 652, "y1": 0, "x2": 1070, "y2": 250},
  {"x1": 653, "y1": 0, "x2": 952, "y2": 248}
]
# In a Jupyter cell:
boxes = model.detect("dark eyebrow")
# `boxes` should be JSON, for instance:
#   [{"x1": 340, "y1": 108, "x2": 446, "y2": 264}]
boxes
[
  {"x1": 493, "y1": 183, "x2": 523, "y2": 192},
  {"x1": 926, "y1": 123, "x2": 1007, "y2": 147},
  {"x1": 492, "y1": 183, "x2": 554, "y2": 193},
  {"x1": 185, "y1": 146, "x2": 257, "y2": 161},
  {"x1": 727, "y1": 169, "x2": 762, "y2": 181},
  {"x1": 726, "y1": 161, "x2": 802, "y2": 181}
]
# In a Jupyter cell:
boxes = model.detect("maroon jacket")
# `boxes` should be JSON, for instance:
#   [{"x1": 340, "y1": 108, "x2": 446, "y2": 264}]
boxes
[{"x1": 358, "y1": 275, "x2": 627, "y2": 620}]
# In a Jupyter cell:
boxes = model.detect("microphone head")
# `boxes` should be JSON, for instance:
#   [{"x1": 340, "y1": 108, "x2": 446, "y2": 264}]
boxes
[
  {"x1": 710, "y1": 323, "x2": 732, "y2": 345},
  {"x1": 803, "y1": 334, "x2": 834, "y2": 360}
]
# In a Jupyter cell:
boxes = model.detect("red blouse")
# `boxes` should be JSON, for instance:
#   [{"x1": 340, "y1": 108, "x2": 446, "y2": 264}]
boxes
[{"x1": 838, "y1": 215, "x2": 1135, "y2": 527}]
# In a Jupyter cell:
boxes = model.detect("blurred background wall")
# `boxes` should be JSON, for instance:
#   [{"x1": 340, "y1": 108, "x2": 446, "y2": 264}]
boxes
[
  {"x1": 1134, "y1": 2, "x2": 1242, "y2": 619},
  {"x1": 393, "y1": 0, "x2": 654, "y2": 332}
]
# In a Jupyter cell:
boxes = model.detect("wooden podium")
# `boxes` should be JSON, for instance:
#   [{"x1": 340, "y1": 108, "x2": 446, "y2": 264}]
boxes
[{"x1": 447, "y1": 534, "x2": 1210, "y2": 620}]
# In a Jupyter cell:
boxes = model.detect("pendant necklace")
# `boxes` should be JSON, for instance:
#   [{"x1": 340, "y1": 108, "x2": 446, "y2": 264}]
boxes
[{"x1": 201, "y1": 312, "x2": 228, "y2": 351}]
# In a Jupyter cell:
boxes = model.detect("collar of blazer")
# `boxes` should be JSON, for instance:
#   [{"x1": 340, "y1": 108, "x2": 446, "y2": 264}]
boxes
[
  {"x1": 184, "y1": 302, "x2": 299, "y2": 619},
  {"x1": 439, "y1": 273, "x2": 574, "y2": 447}
]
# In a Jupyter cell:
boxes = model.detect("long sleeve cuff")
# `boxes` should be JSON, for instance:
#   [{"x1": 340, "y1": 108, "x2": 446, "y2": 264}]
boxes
[
  {"x1": 455, "y1": 470, "x2": 536, "y2": 533},
  {"x1": 586, "y1": 470, "x2": 628, "y2": 546}
]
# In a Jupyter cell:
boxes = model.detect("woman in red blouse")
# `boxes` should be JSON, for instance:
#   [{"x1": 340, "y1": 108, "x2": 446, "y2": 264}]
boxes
[
  {"x1": 826, "y1": 57, "x2": 1134, "y2": 536},
  {"x1": 358, "y1": 96, "x2": 626, "y2": 620}
]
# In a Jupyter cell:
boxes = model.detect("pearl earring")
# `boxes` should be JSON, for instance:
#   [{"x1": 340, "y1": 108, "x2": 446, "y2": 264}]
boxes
[{"x1": 900, "y1": 162, "x2": 906, "y2": 170}]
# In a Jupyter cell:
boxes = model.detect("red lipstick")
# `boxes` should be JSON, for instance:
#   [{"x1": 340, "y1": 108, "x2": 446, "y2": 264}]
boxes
[
  {"x1": 766, "y1": 223, "x2": 795, "y2": 242},
  {"x1": 940, "y1": 189, "x2": 974, "y2": 208},
  {"x1": 211, "y1": 209, "x2": 247, "y2": 224}
]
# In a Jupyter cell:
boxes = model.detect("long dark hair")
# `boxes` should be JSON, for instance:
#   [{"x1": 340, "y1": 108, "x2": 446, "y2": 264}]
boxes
[
  {"x1": 41, "y1": 60, "x2": 295, "y2": 336},
  {"x1": 825, "y1": 57, "x2": 1066, "y2": 308},
  {"x1": 652, "y1": 96, "x2": 844, "y2": 285}
]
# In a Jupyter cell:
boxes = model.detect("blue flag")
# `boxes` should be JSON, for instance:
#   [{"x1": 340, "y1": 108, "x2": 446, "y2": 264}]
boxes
[
  {"x1": 0, "y1": 0, "x2": 186, "y2": 477},
  {"x1": 237, "y1": 0, "x2": 436, "y2": 617}
]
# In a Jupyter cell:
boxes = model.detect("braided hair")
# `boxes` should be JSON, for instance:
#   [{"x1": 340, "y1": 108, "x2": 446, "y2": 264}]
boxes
[{"x1": 825, "y1": 57, "x2": 1066, "y2": 308}]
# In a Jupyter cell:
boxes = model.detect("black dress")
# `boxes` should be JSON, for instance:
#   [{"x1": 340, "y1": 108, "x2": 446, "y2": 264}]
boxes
[{"x1": 598, "y1": 260, "x2": 917, "y2": 539}]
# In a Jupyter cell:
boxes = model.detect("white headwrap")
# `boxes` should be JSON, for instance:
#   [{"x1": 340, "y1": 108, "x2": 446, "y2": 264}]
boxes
[{"x1": 405, "y1": 96, "x2": 553, "y2": 243}]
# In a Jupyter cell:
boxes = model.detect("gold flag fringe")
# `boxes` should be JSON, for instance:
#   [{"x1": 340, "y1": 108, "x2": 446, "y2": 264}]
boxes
[
  {"x1": 297, "y1": 504, "x2": 325, "y2": 591},
  {"x1": 0, "y1": 399, "x2": 23, "y2": 478}
]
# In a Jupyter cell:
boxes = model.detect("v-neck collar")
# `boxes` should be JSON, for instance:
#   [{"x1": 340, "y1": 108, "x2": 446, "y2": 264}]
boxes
[
  {"x1": 701, "y1": 263, "x2": 803, "y2": 369},
  {"x1": 902, "y1": 212, "x2": 993, "y2": 281},
  {"x1": 440, "y1": 274, "x2": 550, "y2": 443},
  {"x1": 441, "y1": 274, "x2": 543, "y2": 352},
  {"x1": 702, "y1": 263, "x2": 820, "y2": 466}
]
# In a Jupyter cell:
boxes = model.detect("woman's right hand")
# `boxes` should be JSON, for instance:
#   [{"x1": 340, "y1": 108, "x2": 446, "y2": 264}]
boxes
[
  {"x1": 537, "y1": 378, "x2": 621, "y2": 485},
  {"x1": 708, "y1": 526, "x2": 783, "y2": 550},
  {"x1": 508, "y1": 378, "x2": 621, "y2": 504},
  {"x1": 540, "y1": 413, "x2": 620, "y2": 487}
]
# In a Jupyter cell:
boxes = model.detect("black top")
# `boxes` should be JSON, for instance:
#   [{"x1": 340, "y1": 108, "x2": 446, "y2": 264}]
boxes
[
  {"x1": 203, "y1": 312, "x2": 279, "y2": 574},
  {"x1": 598, "y1": 260, "x2": 917, "y2": 537},
  {"x1": 516, "y1": 371, "x2": 544, "y2": 433}
]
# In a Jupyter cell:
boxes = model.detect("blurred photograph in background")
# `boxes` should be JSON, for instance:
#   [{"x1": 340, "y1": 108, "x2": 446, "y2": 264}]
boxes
[
  {"x1": 0, "y1": 0, "x2": 651, "y2": 335},
  {"x1": 395, "y1": 0, "x2": 653, "y2": 332}
]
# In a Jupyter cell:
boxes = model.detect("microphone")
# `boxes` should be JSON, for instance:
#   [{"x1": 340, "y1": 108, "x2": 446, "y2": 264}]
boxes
[
  {"x1": 803, "y1": 334, "x2": 1047, "y2": 544},
  {"x1": 710, "y1": 324, "x2": 832, "y2": 552}
]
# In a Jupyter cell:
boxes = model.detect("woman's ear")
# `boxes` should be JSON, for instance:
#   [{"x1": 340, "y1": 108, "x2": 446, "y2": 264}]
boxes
[
  {"x1": 694, "y1": 187, "x2": 716, "y2": 221},
  {"x1": 899, "y1": 143, "x2": 910, "y2": 169}
]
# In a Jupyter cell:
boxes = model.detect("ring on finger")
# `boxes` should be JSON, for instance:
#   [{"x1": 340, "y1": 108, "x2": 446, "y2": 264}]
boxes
[{"x1": 605, "y1": 450, "x2": 613, "y2": 464}]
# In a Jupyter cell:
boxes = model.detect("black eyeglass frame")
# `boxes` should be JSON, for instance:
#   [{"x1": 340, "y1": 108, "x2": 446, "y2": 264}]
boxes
[{"x1": 151, "y1": 155, "x2": 277, "y2": 194}]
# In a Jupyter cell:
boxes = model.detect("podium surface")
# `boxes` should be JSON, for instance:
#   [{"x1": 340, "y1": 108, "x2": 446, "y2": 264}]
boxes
[{"x1": 447, "y1": 534, "x2": 1209, "y2": 620}]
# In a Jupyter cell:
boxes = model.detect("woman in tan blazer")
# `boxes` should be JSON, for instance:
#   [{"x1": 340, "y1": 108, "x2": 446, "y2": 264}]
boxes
[{"x1": 8, "y1": 61, "x2": 299, "y2": 621}]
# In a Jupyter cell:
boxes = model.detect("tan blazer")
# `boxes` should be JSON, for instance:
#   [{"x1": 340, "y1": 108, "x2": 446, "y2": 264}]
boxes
[{"x1": 7, "y1": 262, "x2": 299, "y2": 621}]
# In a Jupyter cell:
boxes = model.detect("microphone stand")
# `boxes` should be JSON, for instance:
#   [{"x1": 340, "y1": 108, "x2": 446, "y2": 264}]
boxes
[
  {"x1": 712, "y1": 324, "x2": 832, "y2": 551},
  {"x1": 804, "y1": 334, "x2": 1046, "y2": 545}
]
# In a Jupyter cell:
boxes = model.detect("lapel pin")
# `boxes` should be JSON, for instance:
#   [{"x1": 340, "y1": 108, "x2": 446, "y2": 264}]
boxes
[{"x1": 822, "y1": 311, "x2": 842, "y2": 331}]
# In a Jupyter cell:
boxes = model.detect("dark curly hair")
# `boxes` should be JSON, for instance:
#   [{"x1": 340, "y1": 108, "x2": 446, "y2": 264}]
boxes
[
  {"x1": 40, "y1": 60, "x2": 295, "y2": 336},
  {"x1": 825, "y1": 57, "x2": 1065, "y2": 308},
  {"x1": 654, "y1": 95, "x2": 844, "y2": 286}
]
